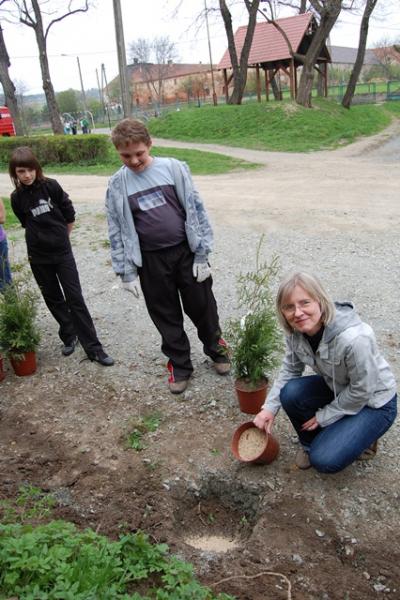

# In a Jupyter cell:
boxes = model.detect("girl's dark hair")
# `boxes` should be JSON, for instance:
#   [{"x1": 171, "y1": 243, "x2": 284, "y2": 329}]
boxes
[{"x1": 9, "y1": 146, "x2": 44, "y2": 187}]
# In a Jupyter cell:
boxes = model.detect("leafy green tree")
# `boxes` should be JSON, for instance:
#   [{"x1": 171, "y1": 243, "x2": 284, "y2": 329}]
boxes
[
  {"x1": 87, "y1": 98, "x2": 102, "y2": 119},
  {"x1": 56, "y1": 88, "x2": 79, "y2": 114}
]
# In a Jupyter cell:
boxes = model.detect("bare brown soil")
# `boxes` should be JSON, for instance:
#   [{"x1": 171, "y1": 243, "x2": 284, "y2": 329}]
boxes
[{"x1": 1, "y1": 125, "x2": 400, "y2": 599}]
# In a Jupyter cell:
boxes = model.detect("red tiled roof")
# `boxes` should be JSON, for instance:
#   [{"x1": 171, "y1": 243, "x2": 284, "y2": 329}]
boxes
[
  {"x1": 218, "y1": 12, "x2": 313, "y2": 68},
  {"x1": 128, "y1": 63, "x2": 211, "y2": 83}
]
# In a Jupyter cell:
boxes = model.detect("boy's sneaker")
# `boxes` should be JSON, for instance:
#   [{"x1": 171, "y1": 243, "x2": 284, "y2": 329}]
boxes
[
  {"x1": 295, "y1": 448, "x2": 311, "y2": 470},
  {"x1": 213, "y1": 361, "x2": 231, "y2": 375},
  {"x1": 62, "y1": 337, "x2": 78, "y2": 356},
  {"x1": 169, "y1": 379, "x2": 189, "y2": 394}
]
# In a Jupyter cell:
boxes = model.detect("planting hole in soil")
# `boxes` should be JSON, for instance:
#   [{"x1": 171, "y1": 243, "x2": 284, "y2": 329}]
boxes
[{"x1": 171, "y1": 471, "x2": 262, "y2": 553}]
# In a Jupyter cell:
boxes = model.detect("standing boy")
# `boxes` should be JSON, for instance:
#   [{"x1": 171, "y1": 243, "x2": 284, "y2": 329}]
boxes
[{"x1": 105, "y1": 118, "x2": 229, "y2": 394}]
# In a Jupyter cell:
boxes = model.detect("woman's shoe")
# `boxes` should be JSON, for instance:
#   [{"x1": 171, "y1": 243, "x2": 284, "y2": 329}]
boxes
[
  {"x1": 295, "y1": 448, "x2": 311, "y2": 469},
  {"x1": 357, "y1": 440, "x2": 378, "y2": 461}
]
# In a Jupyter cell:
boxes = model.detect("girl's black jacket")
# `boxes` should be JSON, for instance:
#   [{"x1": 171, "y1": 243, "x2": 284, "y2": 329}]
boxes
[{"x1": 11, "y1": 178, "x2": 75, "y2": 264}]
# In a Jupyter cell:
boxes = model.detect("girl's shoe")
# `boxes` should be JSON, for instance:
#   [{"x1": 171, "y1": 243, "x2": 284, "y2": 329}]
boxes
[
  {"x1": 62, "y1": 337, "x2": 78, "y2": 356},
  {"x1": 87, "y1": 349, "x2": 114, "y2": 366}
]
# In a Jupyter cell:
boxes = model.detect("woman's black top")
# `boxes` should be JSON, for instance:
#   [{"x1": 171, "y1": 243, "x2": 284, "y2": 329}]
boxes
[{"x1": 303, "y1": 326, "x2": 324, "y2": 354}]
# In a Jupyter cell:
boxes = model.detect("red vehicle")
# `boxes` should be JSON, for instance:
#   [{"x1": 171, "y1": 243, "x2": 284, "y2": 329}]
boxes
[{"x1": 0, "y1": 106, "x2": 16, "y2": 136}]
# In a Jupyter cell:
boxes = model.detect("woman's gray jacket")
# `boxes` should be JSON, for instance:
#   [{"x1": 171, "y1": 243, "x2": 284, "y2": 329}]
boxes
[
  {"x1": 105, "y1": 158, "x2": 213, "y2": 282},
  {"x1": 263, "y1": 302, "x2": 397, "y2": 428}
]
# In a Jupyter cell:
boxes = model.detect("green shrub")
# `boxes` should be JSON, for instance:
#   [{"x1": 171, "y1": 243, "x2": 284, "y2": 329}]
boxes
[{"x1": 0, "y1": 134, "x2": 109, "y2": 165}]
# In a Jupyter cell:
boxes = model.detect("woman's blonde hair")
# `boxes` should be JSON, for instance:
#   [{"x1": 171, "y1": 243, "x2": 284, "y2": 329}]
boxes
[{"x1": 276, "y1": 272, "x2": 336, "y2": 334}]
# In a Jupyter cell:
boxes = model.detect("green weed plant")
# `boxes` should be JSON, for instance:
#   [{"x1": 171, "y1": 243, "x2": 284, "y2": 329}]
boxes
[
  {"x1": 0, "y1": 485, "x2": 56, "y2": 524},
  {"x1": 126, "y1": 413, "x2": 162, "y2": 452},
  {"x1": 0, "y1": 487, "x2": 234, "y2": 598},
  {"x1": 0, "y1": 521, "x2": 234, "y2": 599}
]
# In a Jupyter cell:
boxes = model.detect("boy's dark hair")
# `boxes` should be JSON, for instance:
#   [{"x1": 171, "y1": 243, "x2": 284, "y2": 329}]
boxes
[
  {"x1": 9, "y1": 146, "x2": 44, "y2": 187},
  {"x1": 111, "y1": 118, "x2": 151, "y2": 148}
]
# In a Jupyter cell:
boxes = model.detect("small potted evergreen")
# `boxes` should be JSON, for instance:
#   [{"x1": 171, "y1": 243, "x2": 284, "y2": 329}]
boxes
[
  {"x1": 0, "y1": 277, "x2": 41, "y2": 376},
  {"x1": 226, "y1": 240, "x2": 283, "y2": 414}
]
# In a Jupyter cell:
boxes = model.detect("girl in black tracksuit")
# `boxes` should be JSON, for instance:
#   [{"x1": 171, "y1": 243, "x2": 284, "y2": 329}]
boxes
[{"x1": 9, "y1": 146, "x2": 113, "y2": 366}]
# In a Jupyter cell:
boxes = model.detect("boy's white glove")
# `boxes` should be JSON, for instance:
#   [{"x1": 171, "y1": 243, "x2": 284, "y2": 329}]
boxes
[
  {"x1": 121, "y1": 279, "x2": 140, "y2": 298},
  {"x1": 192, "y1": 261, "x2": 211, "y2": 283}
]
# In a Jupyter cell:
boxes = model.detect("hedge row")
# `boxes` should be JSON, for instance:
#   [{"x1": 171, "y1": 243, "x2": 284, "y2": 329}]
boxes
[{"x1": 0, "y1": 134, "x2": 110, "y2": 165}]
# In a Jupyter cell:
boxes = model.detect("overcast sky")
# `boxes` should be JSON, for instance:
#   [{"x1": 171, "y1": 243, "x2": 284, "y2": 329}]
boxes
[{"x1": 3, "y1": 0, "x2": 400, "y2": 96}]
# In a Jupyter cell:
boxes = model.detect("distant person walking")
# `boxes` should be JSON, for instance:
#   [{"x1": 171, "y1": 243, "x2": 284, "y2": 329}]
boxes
[
  {"x1": 80, "y1": 117, "x2": 89, "y2": 134},
  {"x1": 9, "y1": 146, "x2": 114, "y2": 366}
]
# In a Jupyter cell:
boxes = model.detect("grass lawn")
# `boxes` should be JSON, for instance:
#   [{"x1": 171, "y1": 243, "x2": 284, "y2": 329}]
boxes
[
  {"x1": 42, "y1": 144, "x2": 260, "y2": 176},
  {"x1": 1, "y1": 198, "x2": 19, "y2": 228},
  {"x1": 384, "y1": 101, "x2": 400, "y2": 115},
  {"x1": 148, "y1": 98, "x2": 396, "y2": 152}
]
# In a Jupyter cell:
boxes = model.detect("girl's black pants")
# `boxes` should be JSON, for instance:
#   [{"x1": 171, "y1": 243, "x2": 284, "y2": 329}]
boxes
[{"x1": 30, "y1": 256, "x2": 102, "y2": 355}]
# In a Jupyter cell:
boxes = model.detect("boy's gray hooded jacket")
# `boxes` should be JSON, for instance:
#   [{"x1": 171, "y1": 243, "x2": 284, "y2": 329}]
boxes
[
  {"x1": 105, "y1": 158, "x2": 213, "y2": 282},
  {"x1": 263, "y1": 302, "x2": 396, "y2": 428}
]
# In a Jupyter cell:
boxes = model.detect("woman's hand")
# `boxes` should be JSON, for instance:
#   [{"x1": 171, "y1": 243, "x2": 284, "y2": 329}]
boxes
[
  {"x1": 301, "y1": 416, "x2": 319, "y2": 431},
  {"x1": 253, "y1": 409, "x2": 275, "y2": 434}
]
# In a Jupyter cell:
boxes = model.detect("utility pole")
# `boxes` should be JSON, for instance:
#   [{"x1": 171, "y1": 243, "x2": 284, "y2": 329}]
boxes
[
  {"x1": 76, "y1": 56, "x2": 88, "y2": 113},
  {"x1": 96, "y1": 67, "x2": 105, "y2": 113},
  {"x1": 112, "y1": 0, "x2": 130, "y2": 117},
  {"x1": 101, "y1": 63, "x2": 112, "y2": 129},
  {"x1": 204, "y1": 0, "x2": 217, "y2": 106}
]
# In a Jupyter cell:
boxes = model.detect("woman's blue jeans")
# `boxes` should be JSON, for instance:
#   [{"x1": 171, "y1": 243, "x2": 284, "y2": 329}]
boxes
[
  {"x1": 0, "y1": 238, "x2": 12, "y2": 291},
  {"x1": 280, "y1": 376, "x2": 397, "y2": 474}
]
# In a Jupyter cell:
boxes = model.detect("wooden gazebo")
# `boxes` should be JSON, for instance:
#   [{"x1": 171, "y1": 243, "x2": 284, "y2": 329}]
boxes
[{"x1": 217, "y1": 13, "x2": 331, "y2": 101}]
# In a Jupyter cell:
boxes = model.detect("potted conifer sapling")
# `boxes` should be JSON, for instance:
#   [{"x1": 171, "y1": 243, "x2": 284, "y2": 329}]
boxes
[
  {"x1": 226, "y1": 241, "x2": 283, "y2": 414},
  {"x1": 0, "y1": 278, "x2": 41, "y2": 376}
]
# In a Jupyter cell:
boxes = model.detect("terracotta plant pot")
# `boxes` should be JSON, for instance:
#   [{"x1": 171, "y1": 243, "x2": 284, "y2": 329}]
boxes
[
  {"x1": 0, "y1": 355, "x2": 5, "y2": 382},
  {"x1": 231, "y1": 421, "x2": 279, "y2": 465},
  {"x1": 234, "y1": 377, "x2": 268, "y2": 415},
  {"x1": 10, "y1": 351, "x2": 37, "y2": 377}
]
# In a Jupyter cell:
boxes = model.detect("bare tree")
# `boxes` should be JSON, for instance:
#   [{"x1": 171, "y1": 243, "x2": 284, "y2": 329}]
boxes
[
  {"x1": 0, "y1": 1, "x2": 23, "y2": 134},
  {"x1": 219, "y1": 0, "x2": 260, "y2": 104},
  {"x1": 13, "y1": 0, "x2": 91, "y2": 134},
  {"x1": 128, "y1": 37, "x2": 152, "y2": 64},
  {"x1": 342, "y1": 0, "x2": 379, "y2": 108},
  {"x1": 295, "y1": 0, "x2": 343, "y2": 107},
  {"x1": 127, "y1": 36, "x2": 178, "y2": 103}
]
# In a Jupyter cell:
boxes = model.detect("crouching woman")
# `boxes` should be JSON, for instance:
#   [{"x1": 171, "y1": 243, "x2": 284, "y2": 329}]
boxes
[{"x1": 253, "y1": 272, "x2": 397, "y2": 473}]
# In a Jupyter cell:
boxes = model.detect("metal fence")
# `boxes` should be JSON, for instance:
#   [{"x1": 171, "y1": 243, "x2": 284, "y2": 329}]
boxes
[{"x1": 129, "y1": 80, "x2": 400, "y2": 117}]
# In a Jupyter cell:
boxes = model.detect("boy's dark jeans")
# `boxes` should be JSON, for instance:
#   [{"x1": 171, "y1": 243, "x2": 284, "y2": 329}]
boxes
[{"x1": 139, "y1": 242, "x2": 226, "y2": 381}]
